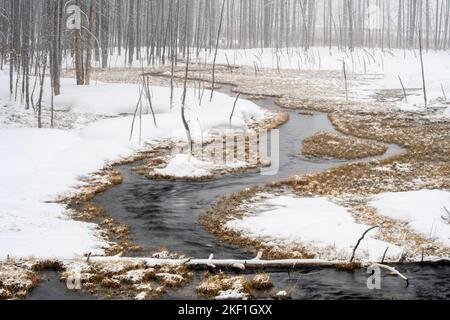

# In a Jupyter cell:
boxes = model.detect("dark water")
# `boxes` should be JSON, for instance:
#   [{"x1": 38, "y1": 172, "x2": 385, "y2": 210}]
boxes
[
  {"x1": 29, "y1": 271, "x2": 98, "y2": 300},
  {"x1": 166, "y1": 263, "x2": 450, "y2": 300},
  {"x1": 29, "y1": 85, "x2": 450, "y2": 300},
  {"x1": 29, "y1": 263, "x2": 450, "y2": 300}
]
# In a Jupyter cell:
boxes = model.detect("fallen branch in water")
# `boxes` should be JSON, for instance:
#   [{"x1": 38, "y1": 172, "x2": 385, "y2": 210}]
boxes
[{"x1": 371, "y1": 263, "x2": 409, "y2": 286}]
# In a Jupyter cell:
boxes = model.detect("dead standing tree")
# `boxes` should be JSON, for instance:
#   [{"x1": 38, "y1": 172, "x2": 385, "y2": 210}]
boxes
[
  {"x1": 85, "y1": 0, "x2": 97, "y2": 85},
  {"x1": 418, "y1": 28, "x2": 428, "y2": 108},
  {"x1": 75, "y1": 0, "x2": 85, "y2": 85},
  {"x1": 181, "y1": 6, "x2": 194, "y2": 156},
  {"x1": 210, "y1": 0, "x2": 226, "y2": 102}
]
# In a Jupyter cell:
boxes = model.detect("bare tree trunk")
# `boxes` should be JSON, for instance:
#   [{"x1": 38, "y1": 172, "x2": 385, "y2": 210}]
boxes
[
  {"x1": 181, "y1": 14, "x2": 193, "y2": 156},
  {"x1": 75, "y1": 0, "x2": 84, "y2": 85},
  {"x1": 210, "y1": 0, "x2": 226, "y2": 101},
  {"x1": 85, "y1": 0, "x2": 97, "y2": 85},
  {"x1": 418, "y1": 28, "x2": 428, "y2": 107},
  {"x1": 37, "y1": 51, "x2": 48, "y2": 129},
  {"x1": 127, "y1": 0, "x2": 135, "y2": 65}
]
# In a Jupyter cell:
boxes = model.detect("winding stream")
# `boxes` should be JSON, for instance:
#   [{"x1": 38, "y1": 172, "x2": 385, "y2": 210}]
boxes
[
  {"x1": 93, "y1": 85, "x2": 403, "y2": 258},
  {"x1": 29, "y1": 85, "x2": 450, "y2": 300}
]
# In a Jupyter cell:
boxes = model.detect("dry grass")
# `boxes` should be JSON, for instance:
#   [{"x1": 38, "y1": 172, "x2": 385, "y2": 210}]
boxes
[
  {"x1": 31, "y1": 260, "x2": 64, "y2": 272},
  {"x1": 155, "y1": 271, "x2": 190, "y2": 288},
  {"x1": 60, "y1": 252, "x2": 193, "y2": 299},
  {"x1": 72, "y1": 202, "x2": 142, "y2": 256},
  {"x1": 67, "y1": 168, "x2": 125, "y2": 204},
  {"x1": 251, "y1": 273, "x2": 274, "y2": 290},
  {"x1": 335, "y1": 262, "x2": 363, "y2": 271},
  {"x1": 0, "y1": 262, "x2": 40, "y2": 300},
  {"x1": 197, "y1": 272, "x2": 251, "y2": 298},
  {"x1": 302, "y1": 131, "x2": 388, "y2": 160}
]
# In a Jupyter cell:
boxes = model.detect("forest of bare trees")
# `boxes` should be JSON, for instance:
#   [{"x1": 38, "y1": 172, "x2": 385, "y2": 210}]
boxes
[{"x1": 1, "y1": 0, "x2": 449, "y2": 126}]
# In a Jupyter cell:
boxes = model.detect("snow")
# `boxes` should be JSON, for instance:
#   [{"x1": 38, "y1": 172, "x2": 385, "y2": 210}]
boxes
[
  {"x1": 215, "y1": 289, "x2": 248, "y2": 300},
  {"x1": 114, "y1": 269, "x2": 155, "y2": 284},
  {"x1": 51, "y1": 78, "x2": 264, "y2": 122},
  {"x1": 0, "y1": 70, "x2": 266, "y2": 261},
  {"x1": 276, "y1": 290, "x2": 289, "y2": 298},
  {"x1": 154, "y1": 154, "x2": 213, "y2": 178},
  {"x1": 193, "y1": 47, "x2": 450, "y2": 113},
  {"x1": 0, "y1": 128, "x2": 112, "y2": 260},
  {"x1": 369, "y1": 190, "x2": 450, "y2": 247},
  {"x1": 226, "y1": 194, "x2": 403, "y2": 262},
  {"x1": 135, "y1": 292, "x2": 147, "y2": 300},
  {"x1": 154, "y1": 154, "x2": 248, "y2": 178},
  {"x1": 65, "y1": 46, "x2": 450, "y2": 114},
  {"x1": 444, "y1": 107, "x2": 450, "y2": 118}
]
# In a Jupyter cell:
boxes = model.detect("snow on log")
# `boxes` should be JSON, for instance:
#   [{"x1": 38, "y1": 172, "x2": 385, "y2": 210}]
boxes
[{"x1": 86, "y1": 254, "x2": 349, "y2": 270}]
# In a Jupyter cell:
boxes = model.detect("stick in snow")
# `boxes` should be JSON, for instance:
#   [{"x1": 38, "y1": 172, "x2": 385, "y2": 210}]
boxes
[
  {"x1": 130, "y1": 83, "x2": 145, "y2": 141},
  {"x1": 381, "y1": 247, "x2": 389, "y2": 264},
  {"x1": 229, "y1": 93, "x2": 241, "y2": 126},
  {"x1": 418, "y1": 29, "x2": 428, "y2": 108},
  {"x1": 142, "y1": 75, "x2": 157, "y2": 127},
  {"x1": 398, "y1": 75, "x2": 408, "y2": 102},
  {"x1": 442, "y1": 206, "x2": 450, "y2": 223},
  {"x1": 441, "y1": 84, "x2": 447, "y2": 101},
  {"x1": 350, "y1": 226, "x2": 380, "y2": 262},
  {"x1": 342, "y1": 60, "x2": 348, "y2": 102}
]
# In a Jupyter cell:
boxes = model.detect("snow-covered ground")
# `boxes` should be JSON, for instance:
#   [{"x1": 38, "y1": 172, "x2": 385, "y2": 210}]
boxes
[
  {"x1": 226, "y1": 190, "x2": 450, "y2": 262},
  {"x1": 0, "y1": 70, "x2": 266, "y2": 261},
  {"x1": 154, "y1": 154, "x2": 247, "y2": 178},
  {"x1": 226, "y1": 194, "x2": 403, "y2": 262},
  {"x1": 65, "y1": 47, "x2": 450, "y2": 115},
  {"x1": 154, "y1": 154, "x2": 214, "y2": 178},
  {"x1": 370, "y1": 190, "x2": 450, "y2": 247},
  {"x1": 195, "y1": 47, "x2": 450, "y2": 113}
]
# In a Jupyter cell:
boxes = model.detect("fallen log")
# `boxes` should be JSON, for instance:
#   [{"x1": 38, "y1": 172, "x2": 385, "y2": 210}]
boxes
[
  {"x1": 66, "y1": 252, "x2": 450, "y2": 272},
  {"x1": 85, "y1": 252, "x2": 356, "y2": 271}
]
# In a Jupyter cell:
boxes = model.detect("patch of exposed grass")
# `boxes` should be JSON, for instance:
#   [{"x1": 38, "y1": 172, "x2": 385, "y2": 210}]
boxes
[
  {"x1": 0, "y1": 262, "x2": 40, "y2": 300},
  {"x1": 251, "y1": 273, "x2": 274, "y2": 290},
  {"x1": 302, "y1": 131, "x2": 388, "y2": 160},
  {"x1": 197, "y1": 272, "x2": 251, "y2": 299}
]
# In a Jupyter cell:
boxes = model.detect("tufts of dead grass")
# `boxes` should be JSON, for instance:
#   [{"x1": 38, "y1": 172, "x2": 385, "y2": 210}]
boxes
[
  {"x1": 250, "y1": 273, "x2": 274, "y2": 290},
  {"x1": 302, "y1": 131, "x2": 388, "y2": 160},
  {"x1": 59, "y1": 251, "x2": 193, "y2": 300},
  {"x1": 0, "y1": 262, "x2": 40, "y2": 300},
  {"x1": 197, "y1": 272, "x2": 251, "y2": 298},
  {"x1": 31, "y1": 260, "x2": 64, "y2": 272}
]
